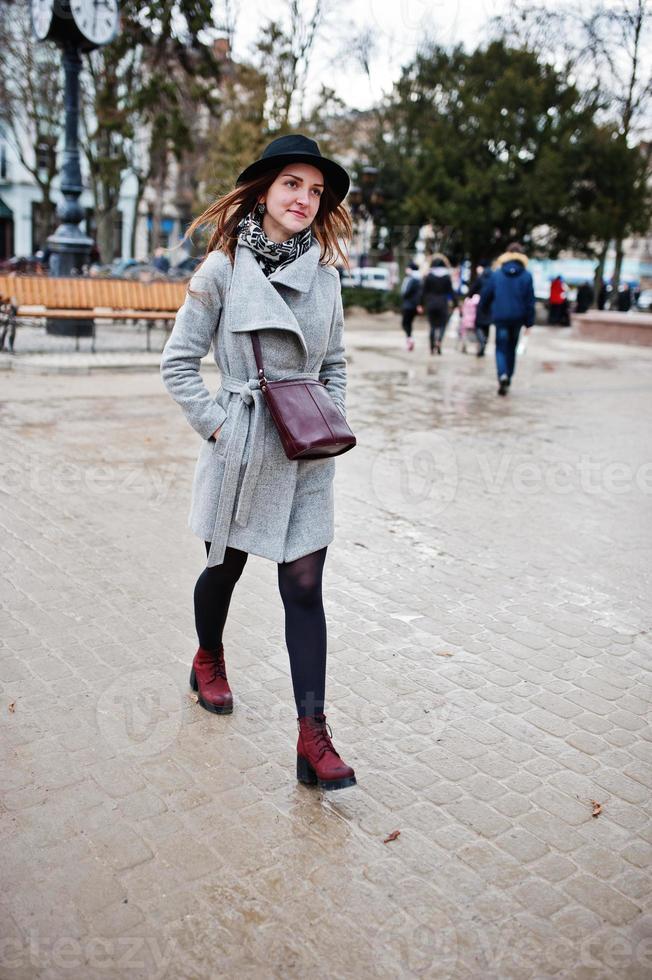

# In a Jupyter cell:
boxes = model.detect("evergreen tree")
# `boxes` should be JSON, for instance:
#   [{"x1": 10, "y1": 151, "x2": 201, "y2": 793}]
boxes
[{"x1": 367, "y1": 41, "x2": 617, "y2": 265}]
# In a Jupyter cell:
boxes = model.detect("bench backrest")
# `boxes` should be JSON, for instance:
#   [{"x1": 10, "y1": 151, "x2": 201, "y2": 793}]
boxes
[{"x1": 0, "y1": 275, "x2": 188, "y2": 312}]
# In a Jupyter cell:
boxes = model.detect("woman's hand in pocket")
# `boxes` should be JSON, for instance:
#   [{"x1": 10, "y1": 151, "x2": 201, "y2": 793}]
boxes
[{"x1": 211, "y1": 424, "x2": 223, "y2": 441}]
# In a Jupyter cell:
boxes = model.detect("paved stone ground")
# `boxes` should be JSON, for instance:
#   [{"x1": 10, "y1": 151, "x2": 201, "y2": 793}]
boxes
[{"x1": 1, "y1": 316, "x2": 651, "y2": 979}]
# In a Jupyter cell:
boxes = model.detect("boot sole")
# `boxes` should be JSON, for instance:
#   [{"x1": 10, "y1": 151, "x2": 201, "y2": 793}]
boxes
[
  {"x1": 189, "y1": 667, "x2": 233, "y2": 715},
  {"x1": 296, "y1": 754, "x2": 357, "y2": 791}
]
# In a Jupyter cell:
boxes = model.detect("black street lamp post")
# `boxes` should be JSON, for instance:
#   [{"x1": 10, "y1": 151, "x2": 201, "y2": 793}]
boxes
[
  {"x1": 31, "y1": 0, "x2": 120, "y2": 340},
  {"x1": 46, "y1": 42, "x2": 95, "y2": 339},
  {"x1": 48, "y1": 42, "x2": 93, "y2": 279}
]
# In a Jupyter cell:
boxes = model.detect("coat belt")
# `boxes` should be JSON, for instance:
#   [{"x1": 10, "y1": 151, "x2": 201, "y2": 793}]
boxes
[{"x1": 206, "y1": 369, "x2": 319, "y2": 567}]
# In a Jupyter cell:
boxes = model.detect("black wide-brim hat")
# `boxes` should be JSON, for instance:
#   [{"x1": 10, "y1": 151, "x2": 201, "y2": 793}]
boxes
[{"x1": 236, "y1": 134, "x2": 350, "y2": 205}]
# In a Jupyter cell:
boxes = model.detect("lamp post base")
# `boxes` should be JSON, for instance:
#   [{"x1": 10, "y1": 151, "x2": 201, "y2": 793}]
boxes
[
  {"x1": 46, "y1": 317, "x2": 94, "y2": 337},
  {"x1": 45, "y1": 224, "x2": 94, "y2": 343},
  {"x1": 47, "y1": 222, "x2": 93, "y2": 278}
]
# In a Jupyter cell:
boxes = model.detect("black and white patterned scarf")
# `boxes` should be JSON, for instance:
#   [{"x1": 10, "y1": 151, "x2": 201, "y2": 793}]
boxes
[{"x1": 236, "y1": 210, "x2": 313, "y2": 278}]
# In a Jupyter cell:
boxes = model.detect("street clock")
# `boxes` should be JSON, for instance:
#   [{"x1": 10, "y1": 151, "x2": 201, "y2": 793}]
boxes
[{"x1": 31, "y1": 0, "x2": 119, "y2": 50}]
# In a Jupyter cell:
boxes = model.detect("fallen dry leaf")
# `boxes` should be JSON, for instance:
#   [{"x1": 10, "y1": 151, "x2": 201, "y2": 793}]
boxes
[
  {"x1": 436, "y1": 651, "x2": 454, "y2": 658},
  {"x1": 188, "y1": 693, "x2": 199, "y2": 704},
  {"x1": 577, "y1": 794, "x2": 605, "y2": 818},
  {"x1": 383, "y1": 830, "x2": 401, "y2": 844},
  {"x1": 8, "y1": 702, "x2": 15, "y2": 713}
]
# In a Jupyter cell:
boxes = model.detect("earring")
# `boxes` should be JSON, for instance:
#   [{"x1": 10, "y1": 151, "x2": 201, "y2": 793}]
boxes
[{"x1": 256, "y1": 202, "x2": 266, "y2": 215}]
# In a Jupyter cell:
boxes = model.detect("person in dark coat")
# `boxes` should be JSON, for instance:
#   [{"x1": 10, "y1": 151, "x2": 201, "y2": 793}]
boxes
[
  {"x1": 469, "y1": 261, "x2": 493, "y2": 356},
  {"x1": 575, "y1": 281, "x2": 594, "y2": 313},
  {"x1": 419, "y1": 254, "x2": 457, "y2": 355},
  {"x1": 152, "y1": 247, "x2": 170, "y2": 273},
  {"x1": 480, "y1": 242, "x2": 535, "y2": 396},
  {"x1": 616, "y1": 282, "x2": 632, "y2": 312},
  {"x1": 399, "y1": 261, "x2": 422, "y2": 351}
]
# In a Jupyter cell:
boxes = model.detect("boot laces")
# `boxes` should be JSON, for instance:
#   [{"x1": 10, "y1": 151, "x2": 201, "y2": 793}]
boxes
[
  {"x1": 305, "y1": 719, "x2": 339, "y2": 762},
  {"x1": 198, "y1": 648, "x2": 226, "y2": 682},
  {"x1": 210, "y1": 654, "x2": 227, "y2": 682}
]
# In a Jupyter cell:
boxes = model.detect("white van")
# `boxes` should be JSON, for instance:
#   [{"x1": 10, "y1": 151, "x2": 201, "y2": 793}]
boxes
[{"x1": 340, "y1": 267, "x2": 391, "y2": 291}]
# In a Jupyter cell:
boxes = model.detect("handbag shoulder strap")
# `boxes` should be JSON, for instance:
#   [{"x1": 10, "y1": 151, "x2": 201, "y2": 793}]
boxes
[{"x1": 250, "y1": 332, "x2": 266, "y2": 381}]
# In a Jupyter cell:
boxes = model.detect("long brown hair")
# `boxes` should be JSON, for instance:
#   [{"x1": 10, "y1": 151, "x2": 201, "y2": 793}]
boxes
[{"x1": 184, "y1": 166, "x2": 352, "y2": 269}]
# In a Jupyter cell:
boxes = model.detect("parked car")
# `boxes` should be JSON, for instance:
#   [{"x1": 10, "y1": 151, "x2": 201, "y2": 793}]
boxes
[
  {"x1": 0, "y1": 255, "x2": 47, "y2": 274},
  {"x1": 340, "y1": 266, "x2": 391, "y2": 291}
]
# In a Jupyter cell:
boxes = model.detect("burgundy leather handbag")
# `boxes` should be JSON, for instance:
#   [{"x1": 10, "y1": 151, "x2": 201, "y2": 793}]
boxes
[{"x1": 251, "y1": 333, "x2": 356, "y2": 460}]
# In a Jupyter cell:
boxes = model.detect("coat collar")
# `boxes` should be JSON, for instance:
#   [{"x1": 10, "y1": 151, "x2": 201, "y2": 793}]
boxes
[
  {"x1": 226, "y1": 243, "x2": 322, "y2": 366},
  {"x1": 266, "y1": 238, "x2": 321, "y2": 292}
]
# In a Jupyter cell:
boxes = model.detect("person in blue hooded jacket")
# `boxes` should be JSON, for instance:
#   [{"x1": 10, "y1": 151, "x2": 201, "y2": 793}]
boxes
[{"x1": 480, "y1": 242, "x2": 536, "y2": 395}]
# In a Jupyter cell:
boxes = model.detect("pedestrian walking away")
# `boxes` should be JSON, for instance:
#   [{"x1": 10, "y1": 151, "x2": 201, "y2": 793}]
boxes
[
  {"x1": 161, "y1": 133, "x2": 357, "y2": 791},
  {"x1": 469, "y1": 261, "x2": 493, "y2": 356},
  {"x1": 419, "y1": 253, "x2": 457, "y2": 355},
  {"x1": 399, "y1": 260, "x2": 422, "y2": 351},
  {"x1": 480, "y1": 242, "x2": 535, "y2": 396}
]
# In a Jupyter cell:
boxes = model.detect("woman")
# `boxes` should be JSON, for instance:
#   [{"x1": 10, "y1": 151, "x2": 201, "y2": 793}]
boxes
[
  {"x1": 399, "y1": 260, "x2": 422, "y2": 351},
  {"x1": 419, "y1": 254, "x2": 457, "y2": 354},
  {"x1": 161, "y1": 134, "x2": 356, "y2": 791}
]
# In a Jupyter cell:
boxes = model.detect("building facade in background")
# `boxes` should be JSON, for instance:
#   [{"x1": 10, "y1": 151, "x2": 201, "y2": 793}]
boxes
[{"x1": 0, "y1": 119, "x2": 192, "y2": 265}]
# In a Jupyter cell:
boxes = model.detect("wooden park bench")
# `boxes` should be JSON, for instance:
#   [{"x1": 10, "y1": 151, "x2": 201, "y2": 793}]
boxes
[{"x1": 0, "y1": 275, "x2": 188, "y2": 351}]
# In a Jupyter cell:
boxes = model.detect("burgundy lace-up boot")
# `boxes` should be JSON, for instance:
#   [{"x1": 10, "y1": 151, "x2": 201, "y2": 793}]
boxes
[
  {"x1": 189, "y1": 645, "x2": 233, "y2": 714},
  {"x1": 296, "y1": 714, "x2": 356, "y2": 791}
]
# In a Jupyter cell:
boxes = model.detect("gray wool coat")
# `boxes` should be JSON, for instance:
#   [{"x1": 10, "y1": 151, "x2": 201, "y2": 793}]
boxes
[{"x1": 160, "y1": 239, "x2": 348, "y2": 567}]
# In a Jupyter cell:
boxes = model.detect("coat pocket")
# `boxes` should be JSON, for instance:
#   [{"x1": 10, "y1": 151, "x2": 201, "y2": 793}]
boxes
[{"x1": 212, "y1": 404, "x2": 234, "y2": 457}]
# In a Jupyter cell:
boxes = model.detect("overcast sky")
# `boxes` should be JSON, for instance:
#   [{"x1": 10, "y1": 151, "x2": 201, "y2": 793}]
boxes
[{"x1": 225, "y1": 0, "x2": 512, "y2": 114}]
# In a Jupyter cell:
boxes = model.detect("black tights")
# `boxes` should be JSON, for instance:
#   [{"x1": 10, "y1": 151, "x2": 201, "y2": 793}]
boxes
[
  {"x1": 401, "y1": 309, "x2": 416, "y2": 338},
  {"x1": 427, "y1": 311, "x2": 450, "y2": 350},
  {"x1": 194, "y1": 544, "x2": 328, "y2": 717}
]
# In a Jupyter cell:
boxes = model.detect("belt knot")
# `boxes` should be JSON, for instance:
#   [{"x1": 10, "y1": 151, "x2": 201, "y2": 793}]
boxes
[{"x1": 239, "y1": 382, "x2": 255, "y2": 406}]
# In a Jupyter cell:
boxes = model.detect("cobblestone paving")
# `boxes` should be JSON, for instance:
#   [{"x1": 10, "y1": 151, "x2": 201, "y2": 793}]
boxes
[{"x1": 1, "y1": 318, "x2": 651, "y2": 979}]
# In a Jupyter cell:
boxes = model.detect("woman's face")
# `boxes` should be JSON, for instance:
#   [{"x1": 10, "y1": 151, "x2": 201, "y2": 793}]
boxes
[{"x1": 259, "y1": 163, "x2": 324, "y2": 242}]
